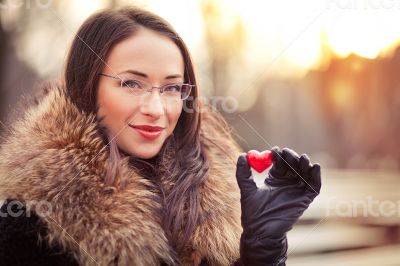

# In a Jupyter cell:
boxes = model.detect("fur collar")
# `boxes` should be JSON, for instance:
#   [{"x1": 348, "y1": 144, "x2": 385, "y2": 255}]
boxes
[{"x1": 0, "y1": 84, "x2": 243, "y2": 265}]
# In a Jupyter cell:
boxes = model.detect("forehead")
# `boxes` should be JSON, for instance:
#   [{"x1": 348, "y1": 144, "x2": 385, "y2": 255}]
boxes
[{"x1": 104, "y1": 27, "x2": 184, "y2": 78}]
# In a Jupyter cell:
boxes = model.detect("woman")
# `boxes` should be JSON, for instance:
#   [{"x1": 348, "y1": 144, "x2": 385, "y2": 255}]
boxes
[{"x1": 0, "y1": 7, "x2": 321, "y2": 266}]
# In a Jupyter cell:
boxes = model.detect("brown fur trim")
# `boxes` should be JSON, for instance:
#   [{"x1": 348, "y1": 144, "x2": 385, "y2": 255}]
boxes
[{"x1": 0, "y1": 84, "x2": 243, "y2": 265}]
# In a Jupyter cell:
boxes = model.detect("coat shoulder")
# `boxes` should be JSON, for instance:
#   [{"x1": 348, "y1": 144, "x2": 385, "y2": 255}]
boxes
[{"x1": 0, "y1": 199, "x2": 79, "y2": 266}]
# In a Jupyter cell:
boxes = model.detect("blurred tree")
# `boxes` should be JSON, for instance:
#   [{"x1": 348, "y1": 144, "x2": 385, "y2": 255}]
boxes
[
  {"x1": 0, "y1": 0, "x2": 122, "y2": 129},
  {"x1": 0, "y1": 0, "x2": 55, "y2": 129},
  {"x1": 200, "y1": 0, "x2": 246, "y2": 97},
  {"x1": 318, "y1": 52, "x2": 400, "y2": 170}
]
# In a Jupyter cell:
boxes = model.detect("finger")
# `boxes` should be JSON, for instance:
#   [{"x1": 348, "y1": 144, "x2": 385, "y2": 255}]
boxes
[
  {"x1": 270, "y1": 146, "x2": 286, "y2": 176},
  {"x1": 271, "y1": 146, "x2": 284, "y2": 165},
  {"x1": 282, "y1": 148, "x2": 300, "y2": 171},
  {"x1": 299, "y1": 154, "x2": 312, "y2": 180},
  {"x1": 309, "y1": 163, "x2": 321, "y2": 193},
  {"x1": 236, "y1": 153, "x2": 257, "y2": 193}
]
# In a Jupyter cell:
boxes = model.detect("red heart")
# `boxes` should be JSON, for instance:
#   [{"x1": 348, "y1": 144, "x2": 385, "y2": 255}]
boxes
[{"x1": 246, "y1": 150, "x2": 273, "y2": 173}]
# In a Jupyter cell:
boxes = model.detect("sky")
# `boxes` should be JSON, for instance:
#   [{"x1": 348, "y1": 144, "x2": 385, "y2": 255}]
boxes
[
  {"x1": 2, "y1": 0, "x2": 400, "y2": 78},
  {"x1": 143, "y1": 0, "x2": 400, "y2": 75}
]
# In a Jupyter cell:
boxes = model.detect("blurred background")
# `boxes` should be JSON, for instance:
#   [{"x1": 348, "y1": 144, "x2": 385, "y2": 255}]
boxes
[{"x1": 1, "y1": 0, "x2": 400, "y2": 265}]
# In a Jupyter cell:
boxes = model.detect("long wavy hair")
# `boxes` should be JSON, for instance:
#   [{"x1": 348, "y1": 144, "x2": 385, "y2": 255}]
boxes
[{"x1": 63, "y1": 7, "x2": 208, "y2": 255}]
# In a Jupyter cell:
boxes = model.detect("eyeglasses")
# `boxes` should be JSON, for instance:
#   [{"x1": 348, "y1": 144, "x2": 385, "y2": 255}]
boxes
[{"x1": 99, "y1": 73, "x2": 193, "y2": 100}]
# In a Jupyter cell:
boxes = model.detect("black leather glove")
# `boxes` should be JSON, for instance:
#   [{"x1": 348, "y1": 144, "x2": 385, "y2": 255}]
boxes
[{"x1": 235, "y1": 147, "x2": 321, "y2": 266}]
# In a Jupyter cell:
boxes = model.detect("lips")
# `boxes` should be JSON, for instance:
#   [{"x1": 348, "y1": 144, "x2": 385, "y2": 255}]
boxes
[
  {"x1": 130, "y1": 125, "x2": 165, "y2": 132},
  {"x1": 129, "y1": 124, "x2": 165, "y2": 140}
]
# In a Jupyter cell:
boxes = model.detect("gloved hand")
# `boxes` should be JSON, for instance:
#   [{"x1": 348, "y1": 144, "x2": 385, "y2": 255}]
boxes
[{"x1": 235, "y1": 147, "x2": 321, "y2": 266}]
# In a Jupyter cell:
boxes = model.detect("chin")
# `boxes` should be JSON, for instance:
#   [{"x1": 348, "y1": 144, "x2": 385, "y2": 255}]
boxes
[
  {"x1": 117, "y1": 136, "x2": 164, "y2": 159},
  {"x1": 137, "y1": 152, "x2": 159, "y2": 159},
  {"x1": 130, "y1": 146, "x2": 161, "y2": 159}
]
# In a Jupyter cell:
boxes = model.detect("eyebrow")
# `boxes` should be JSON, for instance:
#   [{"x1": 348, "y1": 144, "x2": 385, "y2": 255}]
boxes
[{"x1": 118, "y1": 69, "x2": 183, "y2": 80}]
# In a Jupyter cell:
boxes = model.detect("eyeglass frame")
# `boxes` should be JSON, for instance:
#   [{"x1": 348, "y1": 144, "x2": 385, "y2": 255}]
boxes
[{"x1": 98, "y1": 73, "x2": 194, "y2": 100}]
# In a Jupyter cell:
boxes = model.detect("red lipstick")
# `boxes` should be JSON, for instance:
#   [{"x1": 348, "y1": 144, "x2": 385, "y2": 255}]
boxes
[{"x1": 129, "y1": 125, "x2": 165, "y2": 140}]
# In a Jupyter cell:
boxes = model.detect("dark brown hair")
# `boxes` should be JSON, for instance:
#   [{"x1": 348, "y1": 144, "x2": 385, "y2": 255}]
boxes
[{"x1": 64, "y1": 7, "x2": 208, "y2": 255}]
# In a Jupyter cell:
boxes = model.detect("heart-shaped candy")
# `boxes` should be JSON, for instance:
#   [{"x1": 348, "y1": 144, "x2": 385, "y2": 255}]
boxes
[{"x1": 246, "y1": 150, "x2": 273, "y2": 173}]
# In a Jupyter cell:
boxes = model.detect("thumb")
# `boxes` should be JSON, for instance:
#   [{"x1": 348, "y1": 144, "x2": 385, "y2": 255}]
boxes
[{"x1": 236, "y1": 153, "x2": 257, "y2": 194}]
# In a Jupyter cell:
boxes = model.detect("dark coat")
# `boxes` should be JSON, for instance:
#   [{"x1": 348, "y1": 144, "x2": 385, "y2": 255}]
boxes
[{"x1": 0, "y1": 84, "x2": 244, "y2": 265}]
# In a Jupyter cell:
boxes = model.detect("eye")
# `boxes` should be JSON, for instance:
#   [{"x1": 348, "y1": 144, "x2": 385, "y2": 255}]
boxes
[
  {"x1": 121, "y1": 79, "x2": 142, "y2": 89},
  {"x1": 164, "y1": 84, "x2": 181, "y2": 92}
]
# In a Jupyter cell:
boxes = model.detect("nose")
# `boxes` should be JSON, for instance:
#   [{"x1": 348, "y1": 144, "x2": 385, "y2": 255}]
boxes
[{"x1": 139, "y1": 90, "x2": 165, "y2": 118}]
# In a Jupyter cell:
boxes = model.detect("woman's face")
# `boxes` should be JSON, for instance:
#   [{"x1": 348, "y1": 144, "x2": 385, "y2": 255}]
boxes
[{"x1": 96, "y1": 27, "x2": 184, "y2": 159}]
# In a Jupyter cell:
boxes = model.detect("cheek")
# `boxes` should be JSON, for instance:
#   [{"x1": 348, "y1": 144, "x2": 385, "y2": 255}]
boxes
[
  {"x1": 166, "y1": 100, "x2": 183, "y2": 130},
  {"x1": 97, "y1": 86, "x2": 138, "y2": 129}
]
